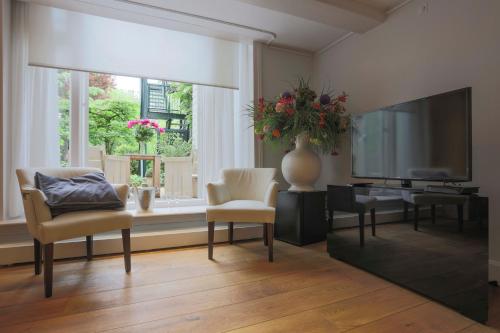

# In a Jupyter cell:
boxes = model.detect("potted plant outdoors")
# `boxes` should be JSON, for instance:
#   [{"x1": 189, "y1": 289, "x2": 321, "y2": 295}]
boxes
[
  {"x1": 158, "y1": 133, "x2": 194, "y2": 199},
  {"x1": 127, "y1": 118, "x2": 166, "y2": 153},
  {"x1": 129, "y1": 174, "x2": 156, "y2": 213},
  {"x1": 249, "y1": 78, "x2": 350, "y2": 191}
]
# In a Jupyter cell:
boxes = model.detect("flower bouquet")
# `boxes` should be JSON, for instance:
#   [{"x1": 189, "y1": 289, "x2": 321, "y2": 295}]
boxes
[
  {"x1": 249, "y1": 78, "x2": 349, "y2": 155},
  {"x1": 248, "y1": 78, "x2": 350, "y2": 191},
  {"x1": 127, "y1": 119, "x2": 166, "y2": 152}
]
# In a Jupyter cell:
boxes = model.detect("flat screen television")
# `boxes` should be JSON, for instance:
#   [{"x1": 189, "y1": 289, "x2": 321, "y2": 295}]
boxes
[{"x1": 351, "y1": 87, "x2": 472, "y2": 183}]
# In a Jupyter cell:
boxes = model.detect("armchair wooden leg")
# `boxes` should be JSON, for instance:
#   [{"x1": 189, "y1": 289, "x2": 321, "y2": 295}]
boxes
[
  {"x1": 208, "y1": 222, "x2": 215, "y2": 260},
  {"x1": 370, "y1": 208, "x2": 376, "y2": 236},
  {"x1": 431, "y1": 205, "x2": 436, "y2": 224},
  {"x1": 358, "y1": 213, "x2": 365, "y2": 247},
  {"x1": 267, "y1": 224, "x2": 274, "y2": 262},
  {"x1": 34, "y1": 239, "x2": 41, "y2": 275},
  {"x1": 121, "y1": 229, "x2": 131, "y2": 273},
  {"x1": 228, "y1": 222, "x2": 234, "y2": 244},
  {"x1": 414, "y1": 205, "x2": 420, "y2": 231},
  {"x1": 458, "y1": 204, "x2": 464, "y2": 232},
  {"x1": 43, "y1": 243, "x2": 54, "y2": 298},
  {"x1": 86, "y1": 235, "x2": 93, "y2": 261},
  {"x1": 263, "y1": 224, "x2": 268, "y2": 246}
]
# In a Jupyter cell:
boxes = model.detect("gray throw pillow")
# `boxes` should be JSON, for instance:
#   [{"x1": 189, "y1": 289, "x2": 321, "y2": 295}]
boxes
[{"x1": 35, "y1": 172, "x2": 124, "y2": 217}]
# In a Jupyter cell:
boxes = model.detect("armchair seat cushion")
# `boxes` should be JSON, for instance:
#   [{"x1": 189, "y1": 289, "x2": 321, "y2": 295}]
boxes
[
  {"x1": 38, "y1": 210, "x2": 133, "y2": 244},
  {"x1": 206, "y1": 200, "x2": 275, "y2": 223}
]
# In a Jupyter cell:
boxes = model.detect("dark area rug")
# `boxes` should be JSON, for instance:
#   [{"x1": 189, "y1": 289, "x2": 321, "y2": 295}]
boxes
[{"x1": 327, "y1": 219, "x2": 488, "y2": 323}]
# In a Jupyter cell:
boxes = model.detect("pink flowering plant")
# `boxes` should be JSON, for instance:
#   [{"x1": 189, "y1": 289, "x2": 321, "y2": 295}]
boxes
[
  {"x1": 127, "y1": 119, "x2": 166, "y2": 144},
  {"x1": 248, "y1": 78, "x2": 350, "y2": 155}
]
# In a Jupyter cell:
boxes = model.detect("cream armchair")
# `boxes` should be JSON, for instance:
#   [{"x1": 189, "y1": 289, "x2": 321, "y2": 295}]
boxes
[
  {"x1": 206, "y1": 168, "x2": 279, "y2": 262},
  {"x1": 16, "y1": 167, "x2": 133, "y2": 297}
]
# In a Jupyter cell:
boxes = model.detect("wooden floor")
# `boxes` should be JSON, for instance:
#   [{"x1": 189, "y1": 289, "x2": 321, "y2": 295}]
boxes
[{"x1": 0, "y1": 239, "x2": 497, "y2": 333}]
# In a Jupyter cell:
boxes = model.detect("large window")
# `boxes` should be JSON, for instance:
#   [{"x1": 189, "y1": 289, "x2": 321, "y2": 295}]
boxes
[{"x1": 58, "y1": 71, "x2": 199, "y2": 205}]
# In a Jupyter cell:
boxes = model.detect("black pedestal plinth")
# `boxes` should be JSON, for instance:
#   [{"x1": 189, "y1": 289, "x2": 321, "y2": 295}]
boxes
[{"x1": 275, "y1": 191, "x2": 327, "y2": 246}]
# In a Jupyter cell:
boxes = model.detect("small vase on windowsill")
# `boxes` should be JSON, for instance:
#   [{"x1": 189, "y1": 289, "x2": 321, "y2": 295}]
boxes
[
  {"x1": 133, "y1": 186, "x2": 156, "y2": 213},
  {"x1": 281, "y1": 133, "x2": 321, "y2": 192}
]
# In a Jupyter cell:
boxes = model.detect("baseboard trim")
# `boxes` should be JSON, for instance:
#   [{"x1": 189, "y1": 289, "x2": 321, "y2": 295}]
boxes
[{"x1": 0, "y1": 225, "x2": 262, "y2": 266}]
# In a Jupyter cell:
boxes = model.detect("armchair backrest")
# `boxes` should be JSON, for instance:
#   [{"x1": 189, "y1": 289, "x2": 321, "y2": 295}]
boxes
[
  {"x1": 222, "y1": 168, "x2": 277, "y2": 201},
  {"x1": 327, "y1": 185, "x2": 356, "y2": 212}
]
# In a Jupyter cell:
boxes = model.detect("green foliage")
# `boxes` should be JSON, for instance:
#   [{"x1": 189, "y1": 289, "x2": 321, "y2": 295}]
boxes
[
  {"x1": 129, "y1": 174, "x2": 145, "y2": 188},
  {"x1": 249, "y1": 78, "x2": 350, "y2": 154},
  {"x1": 89, "y1": 86, "x2": 106, "y2": 100},
  {"x1": 58, "y1": 71, "x2": 71, "y2": 99},
  {"x1": 58, "y1": 98, "x2": 70, "y2": 166},
  {"x1": 158, "y1": 133, "x2": 192, "y2": 157},
  {"x1": 88, "y1": 90, "x2": 139, "y2": 155},
  {"x1": 168, "y1": 82, "x2": 193, "y2": 124}
]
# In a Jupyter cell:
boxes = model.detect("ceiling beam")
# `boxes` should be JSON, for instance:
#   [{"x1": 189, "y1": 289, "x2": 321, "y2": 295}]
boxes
[{"x1": 232, "y1": 0, "x2": 386, "y2": 33}]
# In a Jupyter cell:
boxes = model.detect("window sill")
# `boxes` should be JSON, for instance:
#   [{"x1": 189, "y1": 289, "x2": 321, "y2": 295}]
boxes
[
  {"x1": 130, "y1": 205, "x2": 207, "y2": 225},
  {"x1": 127, "y1": 198, "x2": 206, "y2": 210},
  {"x1": 0, "y1": 205, "x2": 208, "y2": 227}
]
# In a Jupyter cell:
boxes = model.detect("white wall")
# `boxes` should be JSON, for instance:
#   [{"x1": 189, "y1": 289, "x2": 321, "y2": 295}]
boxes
[
  {"x1": 261, "y1": 45, "x2": 314, "y2": 189},
  {"x1": 313, "y1": 0, "x2": 500, "y2": 281}
]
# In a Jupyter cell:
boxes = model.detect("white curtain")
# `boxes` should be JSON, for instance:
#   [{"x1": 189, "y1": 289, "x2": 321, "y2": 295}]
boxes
[
  {"x1": 234, "y1": 43, "x2": 255, "y2": 168},
  {"x1": 195, "y1": 43, "x2": 255, "y2": 199},
  {"x1": 6, "y1": 1, "x2": 60, "y2": 218}
]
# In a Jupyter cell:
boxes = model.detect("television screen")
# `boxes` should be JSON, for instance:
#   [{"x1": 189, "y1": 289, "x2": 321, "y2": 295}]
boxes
[{"x1": 351, "y1": 88, "x2": 471, "y2": 182}]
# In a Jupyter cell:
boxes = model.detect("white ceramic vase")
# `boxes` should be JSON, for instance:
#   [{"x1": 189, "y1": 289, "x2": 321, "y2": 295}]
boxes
[
  {"x1": 281, "y1": 133, "x2": 321, "y2": 192},
  {"x1": 133, "y1": 187, "x2": 156, "y2": 213}
]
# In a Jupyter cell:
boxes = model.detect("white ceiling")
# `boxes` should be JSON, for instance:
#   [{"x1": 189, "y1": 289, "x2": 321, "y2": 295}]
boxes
[
  {"x1": 350, "y1": 0, "x2": 408, "y2": 12},
  {"x1": 25, "y1": 0, "x2": 410, "y2": 52}
]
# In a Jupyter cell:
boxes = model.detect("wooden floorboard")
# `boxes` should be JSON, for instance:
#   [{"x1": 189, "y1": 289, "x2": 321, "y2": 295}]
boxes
[{"x1": 0, "y1": 240, "x2": 495, "y2": 332}]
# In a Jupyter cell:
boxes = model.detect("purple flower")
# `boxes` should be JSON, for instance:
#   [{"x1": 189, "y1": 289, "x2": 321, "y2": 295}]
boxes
[
  {"x1": 282, "y1": 91, "x2": 292, "y2": 99},
  {"x1": 319, "y1": 94, "x2": 331, "y2": 105}
]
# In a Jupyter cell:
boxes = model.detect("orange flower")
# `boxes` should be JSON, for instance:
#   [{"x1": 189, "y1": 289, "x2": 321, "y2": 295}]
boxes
[
  {"x1": 312, "y1": 103, "x2": 321, "y2": 110},
  {"x1": 272, "y1": 128, "x2": 281, "y2": 138}
]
